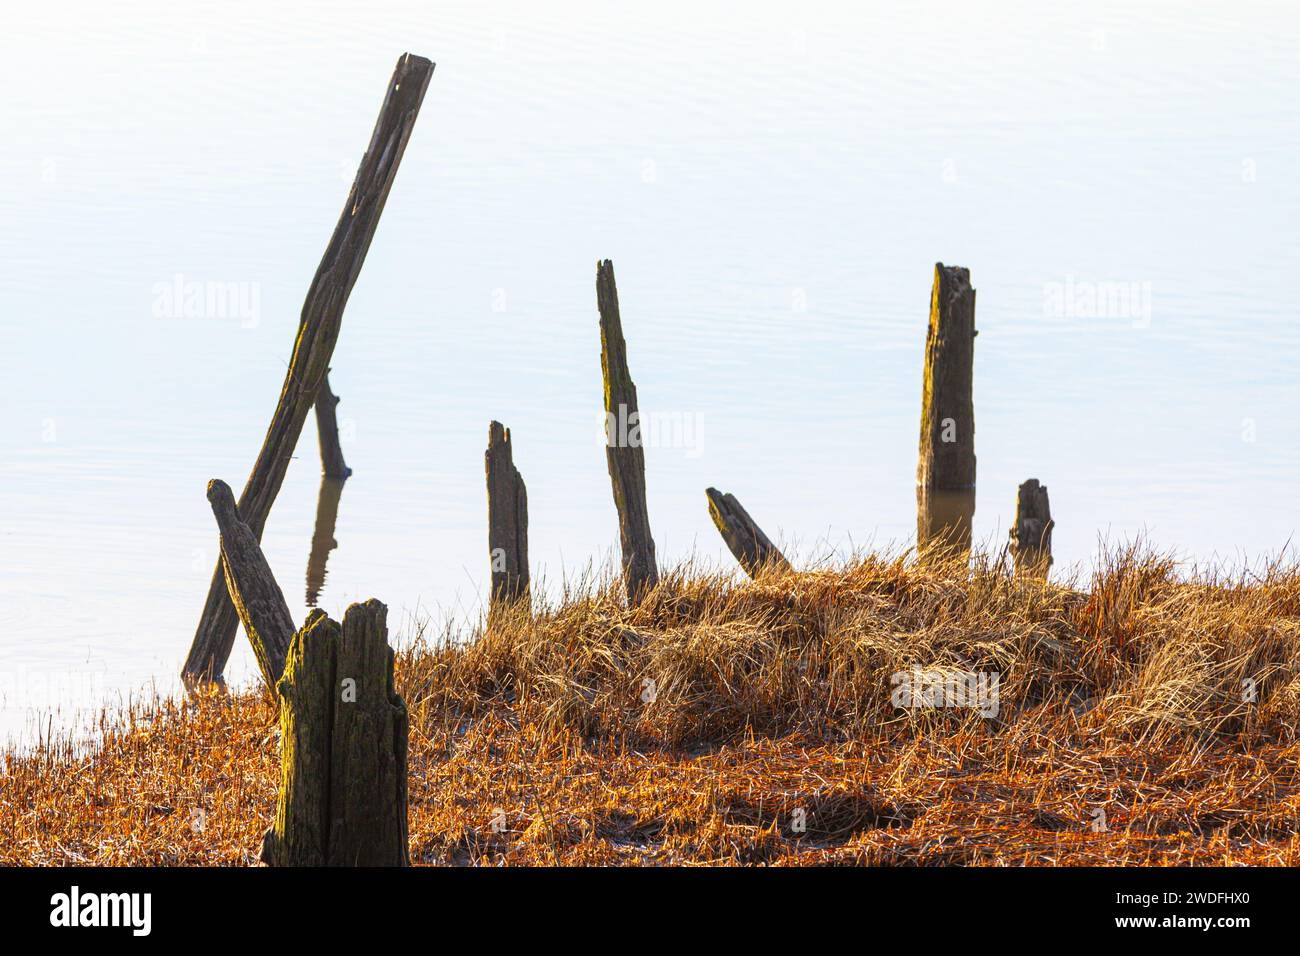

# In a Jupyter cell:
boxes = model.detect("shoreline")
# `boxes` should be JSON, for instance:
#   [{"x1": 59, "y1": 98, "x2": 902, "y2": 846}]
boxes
[{"x1": 5, "y1": 547, "x2": 1298, "y2": 866}]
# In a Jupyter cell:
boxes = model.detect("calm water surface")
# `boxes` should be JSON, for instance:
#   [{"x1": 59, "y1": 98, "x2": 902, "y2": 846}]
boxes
[{"x1": 3, "y1": 0, "x2": 1299, "y2": 742}]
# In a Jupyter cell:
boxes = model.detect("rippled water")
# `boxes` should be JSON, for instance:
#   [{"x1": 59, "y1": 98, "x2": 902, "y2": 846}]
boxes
[{"x1": 2, "y1": 0, "x2": 1298, "y2": 742}]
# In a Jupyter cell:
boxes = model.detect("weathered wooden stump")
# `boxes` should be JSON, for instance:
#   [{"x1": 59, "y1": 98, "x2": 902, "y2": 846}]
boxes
[
  {"x1": 314, "y1": 371, "x2": 352, "y2": 479},
  {"x1": 917, "y1": 262, "x2": 977, "y2": 559},
  {"x1": 262, "y1": 599, "x2": 409, "y2": 867},
  {"x1": 1009, "y1": 478, "x2": 1053, "y2": 578},
  {"x1": 596, "y1": 259, "x2": 658, "y2": 603},
  {"x1": 306, "y1": 475, "x2": 346, "y2": 606},
  {"x1": 184, "y1": 53, "x2": 434, "y2": 689},
  {"x1": 706, "y1": 487, "x2": 790, "y2": 577},
  {"x1": 485, "y1": 421, "x2": 529, "y2": 607},
  {"x1": 206, "y1": 478, "x2": 294, "y2": 690}
]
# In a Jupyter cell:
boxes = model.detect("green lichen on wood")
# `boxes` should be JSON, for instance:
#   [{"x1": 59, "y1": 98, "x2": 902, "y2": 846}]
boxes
[
  {"x1": 206, "y1": 478, "x2": 294, "y2": 691},
  {"x1": 266, "y1": 609, "x2": 337, "y2": 866},
  {"x1": 263, "y1": 600, "x2": 408, "y2": 867},
  {"x1": 917, "y1": 263, "x2": 977, "y2": 557},
  {"x1": 596, "y1": 259, "x2": 658, "y2": 603},
  {"x1": 706, "y1": 487, "x2": 791, "y2": 578}
]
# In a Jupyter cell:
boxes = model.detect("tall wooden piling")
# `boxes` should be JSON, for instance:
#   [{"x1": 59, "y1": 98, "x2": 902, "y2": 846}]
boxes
[
  {"x1": 262, "y1": 599, "x2": 409, "y2": 867},
  {"x1": 485, "y1": 421, "x2": 529, "y2": 607},
  {"x1": 706, "y1": 487, "x2": 791, "y2": 577},
  {"x1": 597, "y1": 259, "x2": 658, "y2": 603},
  {"x1": 1009, "y1": 478, "x2": 1053, "y2": 578},
  {"x1": 184, "y1": 54, "x2": 434, "y2": 688},
  {"x1": 314, "y1": 371, "x2": 352, "y2": 479},
  {"x1": 917, "y1": 262, "x2": 977, "y2": 558}
]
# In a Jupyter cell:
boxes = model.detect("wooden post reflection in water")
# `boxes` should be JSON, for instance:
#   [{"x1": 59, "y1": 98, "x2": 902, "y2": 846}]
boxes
[
  {"x1": 917, "y1": 263, "x2": 977, "y2": 559},
  {"x1": 916, "y1": 487, "x2": 976, "y2": 559},
  {"x1": 306, "y1": 476, "x2": 346, "y2": 606},
  {"x1": 597, "y1": 259, "x2": 658, "y2": 604}
]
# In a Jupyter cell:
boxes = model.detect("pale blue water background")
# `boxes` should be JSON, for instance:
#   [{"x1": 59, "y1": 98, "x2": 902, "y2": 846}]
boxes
[{"x1": 2, "y1": 0, "x2": 1298, "y2": 742}]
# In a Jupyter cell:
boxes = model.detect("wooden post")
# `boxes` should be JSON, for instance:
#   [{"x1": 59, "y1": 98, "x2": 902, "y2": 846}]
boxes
[
  {"x1": 262, "y1": 599, "x2": 409, "y2": 867},
  {"x1": 205, "y1": 478, "x2": 294, "y2": 691},
  {"x1": 917, "y1": 262, "x2": 977, "y2": 558},
  {"x1": 596, "y1": 259, "x2": 658, "y2": 603},
  {"x1": 706, "y1": 487, "x2": 791, "y2": 577},
  {"x1": 306, "y1": 476, "x2": 346, "y2": 606},
  {"x1": 1009, "y1": 478, "x2": 1053, "y2": 578},
  {"x1": 314, "y1": 371, "x2": 352, "y2": 479},
  {"x1": 484, "y1": 421, "x2": 529, "y2": 607},
  {"x1": 184, "y1": 54, "x2": 433, "y2": 689},
  {"x1": 264, "y1": 609, "x2": 335, "y2": 865}
]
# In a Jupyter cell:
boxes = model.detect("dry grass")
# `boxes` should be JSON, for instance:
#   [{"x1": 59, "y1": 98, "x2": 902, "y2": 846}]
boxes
[{"x1": 4, "y1": 545, "x2": 1300, "y2": 865}]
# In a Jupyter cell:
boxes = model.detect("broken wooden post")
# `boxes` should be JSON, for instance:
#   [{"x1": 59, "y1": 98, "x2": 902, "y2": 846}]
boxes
[
  {"x1": 314, "y1": 371, "x2": 352, "y2": 479},
  {"x1": 205, "y1": 478, "x2": 294, "y2": 691},
  {"x1": 306, "y1": 476, "x2": 346, "y2": 606},
  {"x1": 485, "y1": 421, "x2": 529, "y2": 608},
  {"x1": 917, "y1": 262, "x2": 977, "y2": 559},
  {"x1": 706, "y1": 487, "x2": 791, "y2": 577},
  {"x1": 1009, "y1": 478, "x2": 1053, "y2": 578},
  {"x1": 596, "y1": 259, "x2": 658, "y2": 603},
  {"x1": 184, "y1": 54, "x2": 433, "y2": 689},
  {"x1": 262, "y1": 599, "x2": 409, "y2": 867}
]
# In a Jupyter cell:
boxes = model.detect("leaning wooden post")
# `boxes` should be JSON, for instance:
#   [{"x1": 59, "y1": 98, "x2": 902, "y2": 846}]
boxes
[
  {"x1": 262, "y1": 599, "x2": 409, "y2": 866},
  {"x1": 314, "y1": 371, "x2": 352, "y2": 479},
  {"x1": 596, "y1": 259, "x2": 658, "y2": 603},
  {"x1": 916, "y1": 262, "x2": 977, "y2": 559},
  {"x1": 206, "y1": 478, "x2": 294, "y2": 691},
  {"x1": 484, "y1": 421, "x2": 529, "y2": 607},
  {"x1": 706, "y1": 487, "x2": 791, "y2": 577},
  {"x1": 1009, "y1": 478, "x2": 1053, "y2": 578},
  {"x1": 184, "y1": 54, "x2": 433, "y2": 689}
]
